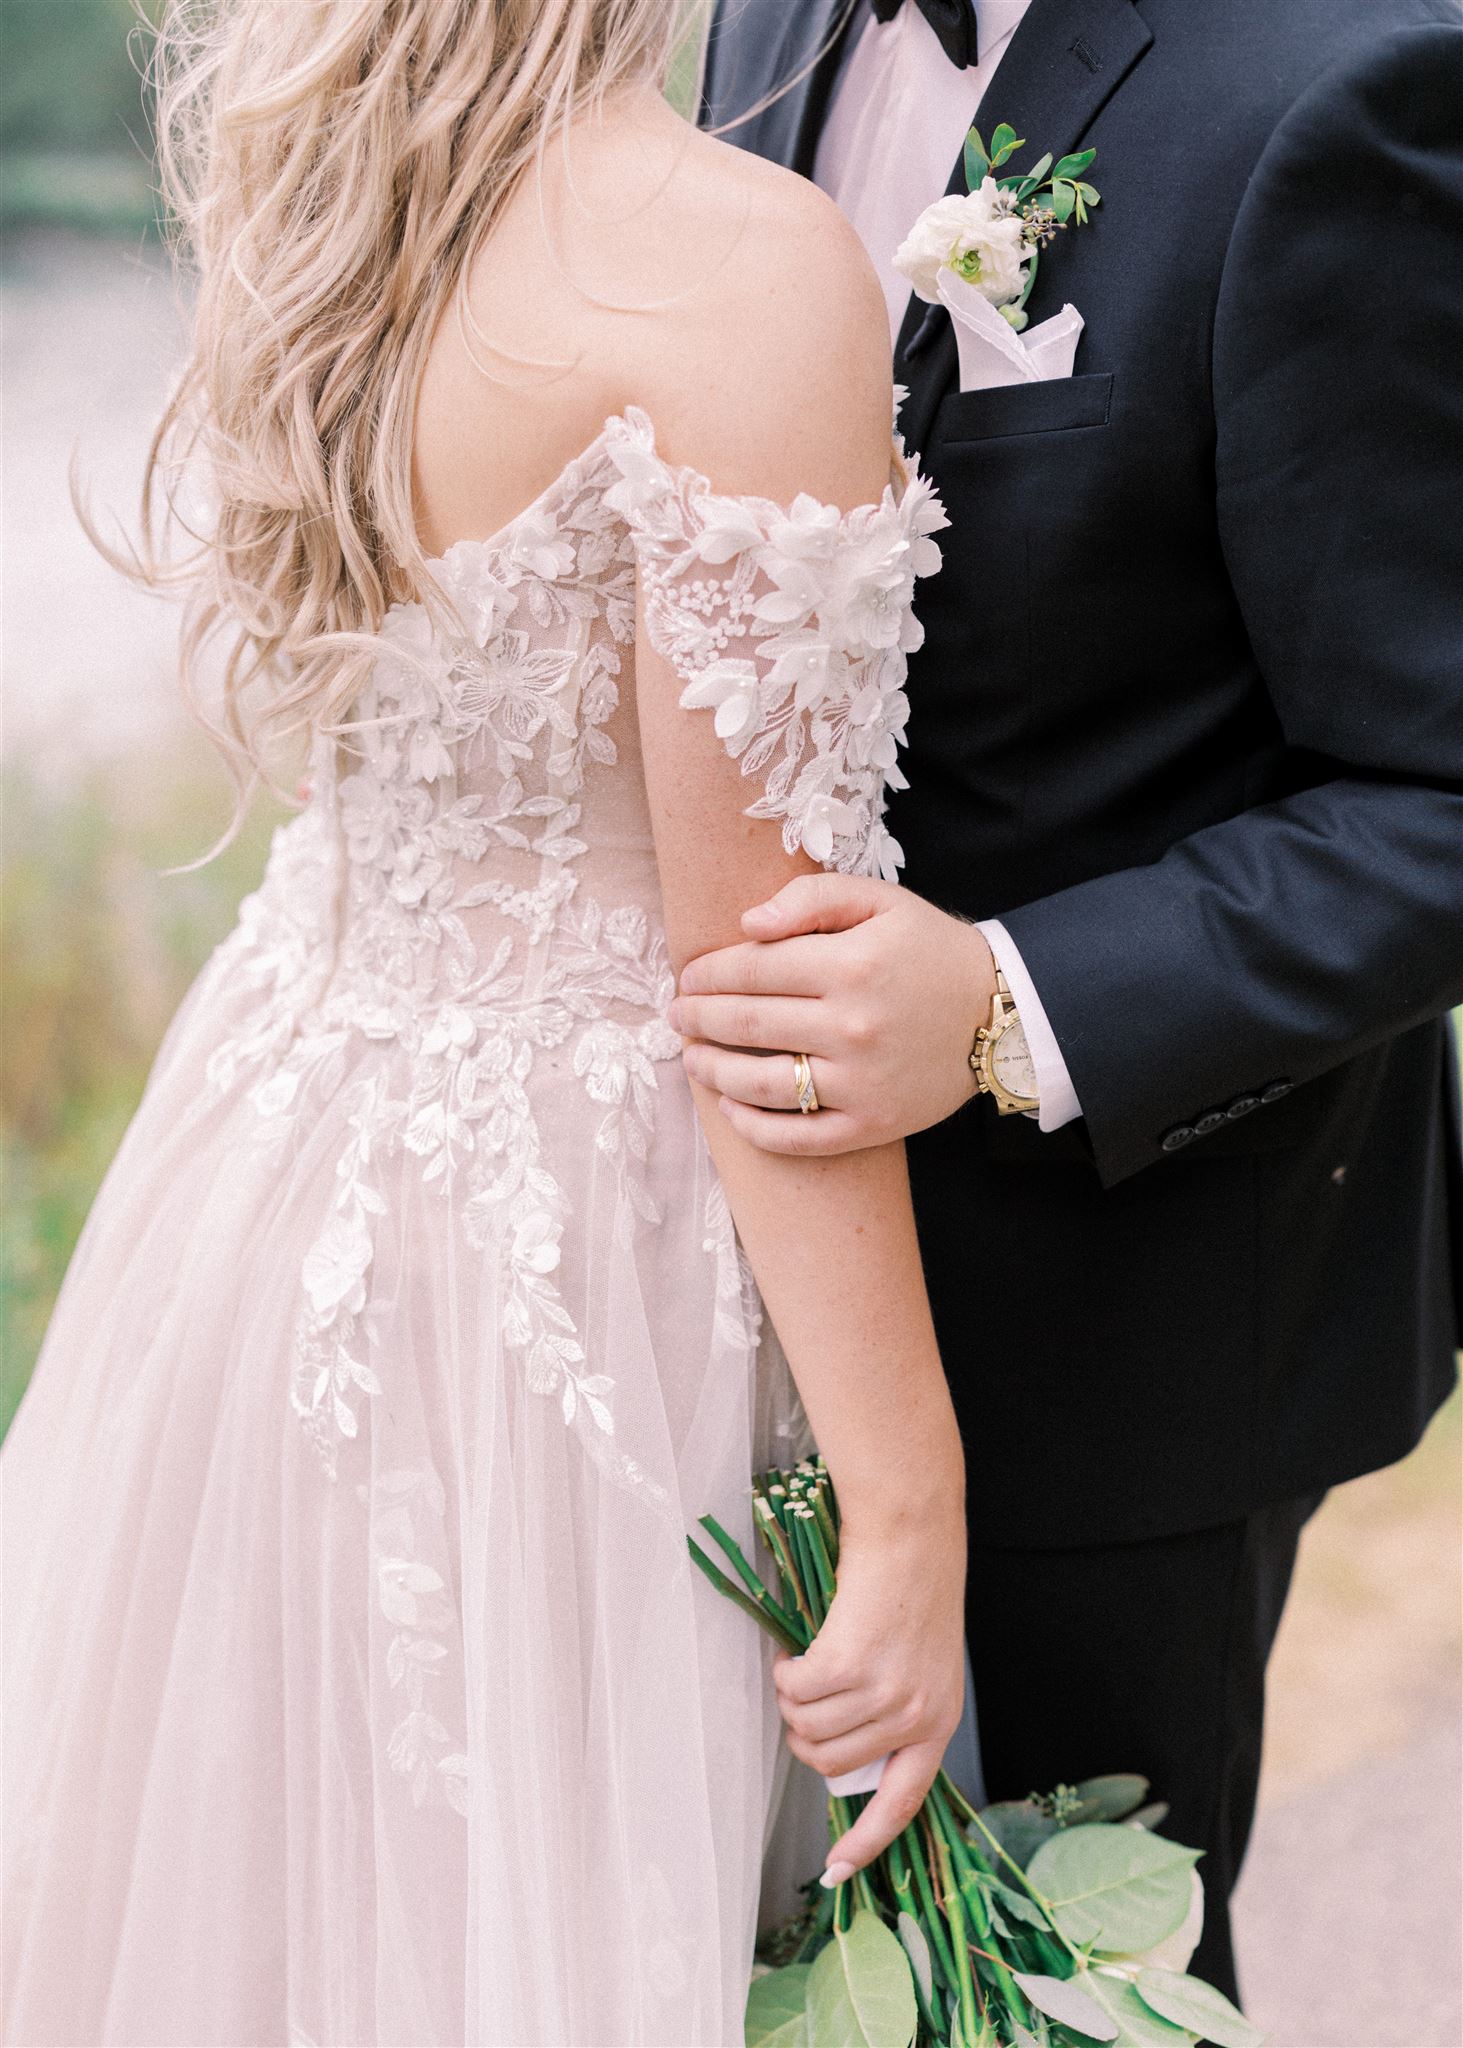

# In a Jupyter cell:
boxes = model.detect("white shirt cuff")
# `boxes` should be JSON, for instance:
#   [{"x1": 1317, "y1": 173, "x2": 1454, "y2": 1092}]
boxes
[{"x1": 974, "y1": 919, "x2": 1083, "y2": 1132}]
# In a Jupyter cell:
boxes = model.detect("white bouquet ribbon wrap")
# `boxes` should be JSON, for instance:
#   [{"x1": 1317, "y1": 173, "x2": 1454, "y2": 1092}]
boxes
[
  {"x1": 823, "y1": 1755, "x2": 890, "y2": 1797},
  {"x1": 935, "y1": 265, "x2": 1085, "y2": 392}
]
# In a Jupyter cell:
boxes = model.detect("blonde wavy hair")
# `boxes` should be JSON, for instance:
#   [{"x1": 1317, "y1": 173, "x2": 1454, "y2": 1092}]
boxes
[{"x1": 84, "y1": 0, "x2": 704, "y2": 839}]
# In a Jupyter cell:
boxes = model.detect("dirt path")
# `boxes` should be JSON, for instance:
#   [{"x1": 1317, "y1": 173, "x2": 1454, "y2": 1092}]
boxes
[{"x1": 1234, "y1": 1398, "x2": 1462, "y2": 2047}]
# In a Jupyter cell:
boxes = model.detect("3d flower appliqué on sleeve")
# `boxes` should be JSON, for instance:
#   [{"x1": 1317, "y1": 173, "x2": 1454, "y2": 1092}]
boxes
[{"x1": 605, "y1": 408, "x2": 947, "y2": 882}]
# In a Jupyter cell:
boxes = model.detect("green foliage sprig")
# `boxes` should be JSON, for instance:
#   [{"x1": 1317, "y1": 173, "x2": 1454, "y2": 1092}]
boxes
[
  {"x1": 690, "y1": 1459, "x2": 1264, "y2": 2048},
  {"x1": 963, "y1": 124, "x2": 1101, "y2": 332}
]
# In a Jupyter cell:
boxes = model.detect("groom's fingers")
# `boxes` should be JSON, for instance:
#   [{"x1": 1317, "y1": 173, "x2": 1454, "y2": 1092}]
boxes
[
  {"x1": 822, "y1": 1740, "x2": 945, "y2": 1878},
  {"x1": 681, "y1": 1044, "x2": 837, "y2": 1112},
  {"x1": 666, "y1": 992, "x2": 824, "y2": 1051},
  {"x1": 675, "y1": 935, "x2": 837, "y2": 999},
  {"x1": 740, "y1": 872, "x2": 894, "y2": 940},
  {"x1": 717, "y1": 1096, "x2": 865, "y2": 1156}
]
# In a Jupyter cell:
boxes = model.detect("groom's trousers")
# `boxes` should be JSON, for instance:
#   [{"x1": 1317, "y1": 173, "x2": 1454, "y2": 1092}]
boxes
[{"x1": 966, "y1": 1488, "x2": 1327, "y2": 2009}]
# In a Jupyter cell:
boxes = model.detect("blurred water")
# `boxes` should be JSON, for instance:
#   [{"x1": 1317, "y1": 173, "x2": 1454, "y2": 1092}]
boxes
[{"x1": 2, "y1": 229, "x2": 201, "y2": 780}]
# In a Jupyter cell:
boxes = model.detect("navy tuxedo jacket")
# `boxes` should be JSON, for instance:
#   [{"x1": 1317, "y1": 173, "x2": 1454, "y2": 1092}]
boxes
[{"x1": 703, "y1": 0, "x2": 1463, "y2": 1545}]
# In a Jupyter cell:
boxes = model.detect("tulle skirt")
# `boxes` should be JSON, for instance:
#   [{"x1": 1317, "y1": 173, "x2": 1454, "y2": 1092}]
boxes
[{"x1": 2, "y1": 926, "x2": 815, "y2": 2047}]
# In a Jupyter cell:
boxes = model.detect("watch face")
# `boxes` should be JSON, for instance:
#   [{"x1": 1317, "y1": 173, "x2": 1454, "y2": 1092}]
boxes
[{"x1": 991, "y1": 1022, "x2": 1037, "y2": 1104}]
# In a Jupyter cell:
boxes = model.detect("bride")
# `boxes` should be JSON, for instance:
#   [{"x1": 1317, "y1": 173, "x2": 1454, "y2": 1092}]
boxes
[{"x1": 1, "y1": 3, "x2": 966, "y2": 2043}]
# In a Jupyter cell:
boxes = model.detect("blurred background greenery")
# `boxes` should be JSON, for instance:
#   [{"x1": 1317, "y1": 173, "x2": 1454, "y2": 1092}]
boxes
[{"x1": 1, "y1": 4, "x2": 1458, "y2": 2041}]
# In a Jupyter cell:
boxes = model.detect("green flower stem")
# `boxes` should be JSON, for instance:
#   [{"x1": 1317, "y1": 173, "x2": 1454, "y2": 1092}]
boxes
[
  {"x1": 886, "y1": 1836, "x2": 944, "y2": 2042},
  {"x1": 795, "y1": 1509, "x2": 838, "y2": 1616},
  {"x1": 1013, "y1": 247, "x2": 1040, "y2": 315},
  {"x1": 694, "y1": 1516, "x2": 805, "y2": 1643},
  {"x1": 935, "y1": 1769, "x2": 980, "y2": 1830},
  {"x1": 929, "y1": 1783, "x2": 1031, "y2": 2030},
  {"x1": 753, "y1": 1500, "x2": 817, "y2": 1638},
  {"x1": 960, "y1": 1804, "x2": 1086, "y2": 1972},
  {"x1": 903, "y1": 1820, "x2": 963, "y2": 2007},
  {"x1": 811, "y1": 1486, "x2": 840, "y2": 1566},
  {"x1": 933, "y1": 1827, "x2": 983, "y2": 2048},
  {"x1": 685, "y1": 1539, "x2": 805, "y2": 1656},
  {"x1": 787, "y1": 1512, "x2": 819, "y2": 1627}
]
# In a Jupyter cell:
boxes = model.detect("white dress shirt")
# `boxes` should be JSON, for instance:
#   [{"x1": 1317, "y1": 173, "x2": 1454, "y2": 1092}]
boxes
[{"x1": 813, "y1": 0, "x2": 1083, "y2": 1131}]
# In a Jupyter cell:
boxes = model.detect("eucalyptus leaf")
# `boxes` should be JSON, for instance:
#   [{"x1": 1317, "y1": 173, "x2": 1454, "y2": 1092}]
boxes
[
  {"x1": 1026, "y1": 1827, "x2": 1201, "y2": 1955},
  {"x1": 1078, "y1": 183, "x2": 1101, "y2": 204},
  {"x1": 895, "y1": 1911, "x2": 934, "y2": 2011},
  {"x1": 1135, "y1": 1971, "x2": 1264, "y2": 2048},
  {"x1": 805, "y1": 1909, "x2": 917, "y2": 2048},
  {"x1": 1127, "y1": 1803, "x2": 1170, "y2": 1834},
  {"x1": 965, "y1": 129, "x2": 991, "y2": 187},
  {"x1": 1080, "y1": 1971, "x2": 1194, "y2": 2046},
  {"x1": 1046, "y1": 182, "x2": 1076, "y2": 223},
  {"x1": 994, "y1": 1880, "x2": 1054, "y2": 1931},
  {"x1": 1072, "y1": 1777, "x2": 1150, "y2": 1825},
  {"x1": 745, "y1": 1964, "x2": 810, "y2": 2048},
  {"x1": 989, "y1": 121, "x2": 1023, "y2": 162},
  {"x1": 1012, "y1": 1972, "x2": 1118, "y2": 2042},
  {"x1": 977, "y1": 1800, "x2": 1059, "y2": 1869},
  {"x1": 1052, "y1": 148, "x2": 1098, "y2": 180}
]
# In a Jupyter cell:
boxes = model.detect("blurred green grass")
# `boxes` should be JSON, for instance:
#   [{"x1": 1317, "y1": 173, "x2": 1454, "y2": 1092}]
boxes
[{"x1": 0, "y1": 759, "x2": 283, "y2": 1433}]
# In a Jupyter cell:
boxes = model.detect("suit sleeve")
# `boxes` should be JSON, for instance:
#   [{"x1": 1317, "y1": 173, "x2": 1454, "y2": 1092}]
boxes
[{"x1": 996, "y1": 22, "x2": 1463, "y2": 1187}]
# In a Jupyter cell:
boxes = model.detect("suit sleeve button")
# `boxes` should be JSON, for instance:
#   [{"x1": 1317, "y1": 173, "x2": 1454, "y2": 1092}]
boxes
[
  {"x1": 1195, "y1": 1111, "x2": 1227, "y2": 1135},
  {"x1": 1161, "y1": 1125, "x2": 1195, "y2": 1151},
  {"x1": 1227, "y1": 1095, "x2": 1260, "y2": 1118},
  {"x1": 1260, "y1": 1079, "x2": 1293, "y2": 1103}
]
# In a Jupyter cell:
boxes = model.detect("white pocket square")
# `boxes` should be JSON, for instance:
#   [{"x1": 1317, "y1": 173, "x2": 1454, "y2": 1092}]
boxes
[{"x1": 936, "y1": 266, "x2": 1085, "y2": 392}]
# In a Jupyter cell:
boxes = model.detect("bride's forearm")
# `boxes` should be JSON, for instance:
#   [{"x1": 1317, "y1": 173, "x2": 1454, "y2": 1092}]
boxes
[{"x1": 689, "y1": 1081, "x2": 965, "y2": 1536}]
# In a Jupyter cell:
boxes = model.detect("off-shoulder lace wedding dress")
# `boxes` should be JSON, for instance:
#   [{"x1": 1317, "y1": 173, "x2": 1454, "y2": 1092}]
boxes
[{"x1": 1, "y1": 408, "x2": 945, "y2": 2048}]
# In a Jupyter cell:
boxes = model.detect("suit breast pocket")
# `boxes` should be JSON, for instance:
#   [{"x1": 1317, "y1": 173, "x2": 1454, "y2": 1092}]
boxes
[{"x1": 938, "y1": 372, "x2": 1114, "y2": 444}]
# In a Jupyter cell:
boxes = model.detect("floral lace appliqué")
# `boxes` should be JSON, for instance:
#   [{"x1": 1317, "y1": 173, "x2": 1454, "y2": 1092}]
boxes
[
  {"x1": 603, "y1": 406, "x2": 946, "y2": 882},
  {"x1": 196, "y1": 410, "x2": 941, "y2": 1498}
]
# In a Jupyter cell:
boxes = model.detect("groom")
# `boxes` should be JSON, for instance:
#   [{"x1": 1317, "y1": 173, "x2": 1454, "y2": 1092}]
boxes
[{"x1": 684, "y1": 0, "x2": 1463, "y2": 2002}]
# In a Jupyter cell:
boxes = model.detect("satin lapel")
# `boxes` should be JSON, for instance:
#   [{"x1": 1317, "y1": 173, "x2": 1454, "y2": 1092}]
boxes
[
  {"x1": 895, "y1": 0, "x2": 1153, "y2": 453},
  {"x1": 740, "y1": 0, "x2": 857, "y2": 172},
  {"x1": 790, "y1": 0, "x2": 864, "y2": 177}
]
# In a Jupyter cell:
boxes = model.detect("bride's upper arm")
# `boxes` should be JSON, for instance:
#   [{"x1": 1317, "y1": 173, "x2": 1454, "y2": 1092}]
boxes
[{"x1": 617, "y1": 172, "x2": 934, "y2": 976}]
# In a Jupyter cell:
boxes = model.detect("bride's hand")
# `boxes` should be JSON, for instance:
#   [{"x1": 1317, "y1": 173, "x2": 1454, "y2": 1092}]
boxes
[{"x1": 773, "y1": 1509, "x2": 967, "y2": 1881}]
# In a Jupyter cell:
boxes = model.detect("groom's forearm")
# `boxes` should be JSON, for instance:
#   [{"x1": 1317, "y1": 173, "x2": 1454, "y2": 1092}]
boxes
[
  {"x1": 998, "y1": 776, "x2": 1463, "y2": 1187},
  {"x1": 1011, "y1": 21, "x2": 1463, "y2": 1186}
]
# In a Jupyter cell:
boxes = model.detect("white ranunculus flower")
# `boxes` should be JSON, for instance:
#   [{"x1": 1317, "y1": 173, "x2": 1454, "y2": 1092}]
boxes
[{"x1": 894, "y1": 179, "x2": 1029, "y2": 307}]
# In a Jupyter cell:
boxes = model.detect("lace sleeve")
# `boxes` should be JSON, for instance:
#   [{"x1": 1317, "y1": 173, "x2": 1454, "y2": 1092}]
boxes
[{"x1": 603, "y1": 407, "x2": 947, "y2": 883}]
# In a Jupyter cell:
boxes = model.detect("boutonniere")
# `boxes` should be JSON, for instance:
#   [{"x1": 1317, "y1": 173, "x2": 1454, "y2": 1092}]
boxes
[{"x1": 894, "y1": 125, "x2": 1100, "y2": 391}]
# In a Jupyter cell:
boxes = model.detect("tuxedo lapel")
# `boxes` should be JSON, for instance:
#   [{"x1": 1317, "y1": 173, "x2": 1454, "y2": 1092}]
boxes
[
  {"x1": 729, "y1": 0, "x2": 858, "y2": 175},
  {"x1": 789, "y1": 0, "x2": 864, "y2": 176},
  {"x1": 894, "y1": 0, "x2": 1153, "y2": 452}
]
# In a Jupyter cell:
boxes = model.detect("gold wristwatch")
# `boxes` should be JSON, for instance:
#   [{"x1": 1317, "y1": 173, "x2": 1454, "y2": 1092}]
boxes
[{"x1": 969, "y1": 968, "x2": 1040, "y2": 1116}]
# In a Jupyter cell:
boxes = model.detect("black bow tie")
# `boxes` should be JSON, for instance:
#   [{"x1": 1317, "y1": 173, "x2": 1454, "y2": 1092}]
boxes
[{"x1": 870, "y1": 0, "x2": 979, "y2": 69}]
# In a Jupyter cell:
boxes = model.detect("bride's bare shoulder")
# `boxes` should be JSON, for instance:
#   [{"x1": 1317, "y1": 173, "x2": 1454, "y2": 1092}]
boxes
[
  {"x1": 436, "y1": 90, "x2": 894, "y2": 527},
  {"x1": 580, "y1": 92, "x2": 895, "y2": 502}
]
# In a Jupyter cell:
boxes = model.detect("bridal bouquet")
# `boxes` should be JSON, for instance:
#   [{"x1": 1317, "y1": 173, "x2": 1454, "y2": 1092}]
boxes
[{"x1": 690, "y1": 1460, "x2": 1263, "y2": 2048}]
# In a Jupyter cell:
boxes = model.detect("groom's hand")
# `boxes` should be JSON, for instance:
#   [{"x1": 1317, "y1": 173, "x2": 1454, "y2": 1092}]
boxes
[{"x1": 668, "y1": 875, "x2": 994, "y2": 1154}]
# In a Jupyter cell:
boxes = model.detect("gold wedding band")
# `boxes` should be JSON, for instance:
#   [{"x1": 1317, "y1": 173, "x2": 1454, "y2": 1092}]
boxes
[{"x1": 793, "y1": 1052, "x2": 820, "y2": 1115}]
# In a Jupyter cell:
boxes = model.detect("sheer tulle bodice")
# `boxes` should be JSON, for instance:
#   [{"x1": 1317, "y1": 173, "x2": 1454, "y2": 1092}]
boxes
[{"x1": 2, "y1": 408, "x2": 944, "y2": 2048}]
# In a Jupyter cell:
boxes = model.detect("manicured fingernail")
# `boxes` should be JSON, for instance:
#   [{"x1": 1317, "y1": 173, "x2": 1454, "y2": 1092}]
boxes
[
  {"x1": 819, "y1": 1861, "x2": 856, "y2": 1889},
  {"x1": 666, "y1": 1000, "x2": 683, "y2": 1031},
  {"x1": 743, "y1": 903, "x2": 778, "y2": 929}
]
